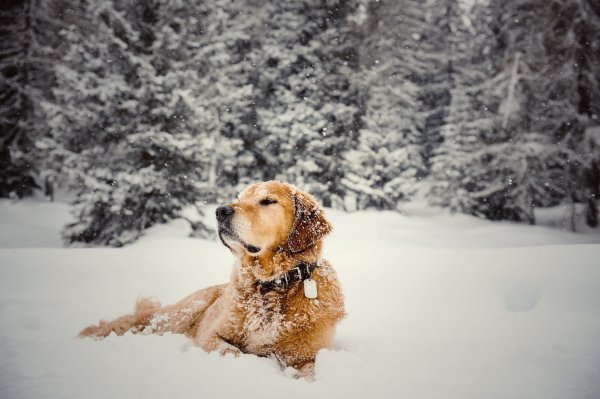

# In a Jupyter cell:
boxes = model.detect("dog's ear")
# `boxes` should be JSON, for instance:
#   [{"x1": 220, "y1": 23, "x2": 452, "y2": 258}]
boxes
[{"x1": 287, "y1": 192, "x2": 332, "y2": 253}]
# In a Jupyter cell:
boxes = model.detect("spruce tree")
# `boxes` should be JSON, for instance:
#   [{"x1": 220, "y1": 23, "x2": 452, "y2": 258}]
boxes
[
  {"x1": 251, "y1": 0, "x2": 362, "y2": 208},
  {"x1": 349, "y1": 0, "x2": 425, "y2": 210},
  {"x1": 572, "y1": 0, "x2": 600, "y2": 226},
  {"x1": 479, "y1": 0, "x2": 588, "y2": 223},
  {"x1": 45, "y1": 0, "x2": 215, "y2": 245},
  {"x1": 0, "y1": 0, "x2": 61, "y2": 198}
]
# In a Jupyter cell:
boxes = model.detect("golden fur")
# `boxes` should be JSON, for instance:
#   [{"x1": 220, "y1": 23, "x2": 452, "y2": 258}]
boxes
[{"x1": 79, "y1": 181, "x2": 345, "y2": 377}]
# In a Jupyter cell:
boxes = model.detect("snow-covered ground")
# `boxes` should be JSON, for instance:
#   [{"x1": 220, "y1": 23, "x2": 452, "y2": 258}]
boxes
[{"x1": 1, "y1": 198, "x2": 599, "y2": 399}]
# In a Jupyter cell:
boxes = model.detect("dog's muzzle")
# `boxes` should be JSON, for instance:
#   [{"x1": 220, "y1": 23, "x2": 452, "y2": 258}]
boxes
[{"x1": 215, "y1": 205, "x2": 261, "y2": 254}]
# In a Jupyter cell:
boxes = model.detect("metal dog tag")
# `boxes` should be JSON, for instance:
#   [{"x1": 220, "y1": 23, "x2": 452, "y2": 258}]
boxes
[{"x1": 303, "y1": 279, "x2": 318, "y2": 299}]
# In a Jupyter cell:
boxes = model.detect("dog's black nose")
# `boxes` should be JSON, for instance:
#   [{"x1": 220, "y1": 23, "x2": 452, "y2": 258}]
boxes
[{"x1": 216, "y1": 205, "x2": 234, "y2": 222}]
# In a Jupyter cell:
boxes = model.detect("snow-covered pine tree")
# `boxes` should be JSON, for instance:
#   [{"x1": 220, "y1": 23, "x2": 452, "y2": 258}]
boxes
[
  {"x1": 427, "y1": 0, "x2": 498, "y2": 215},
  {"x1": 251, "y1": 0, "x2": 362, "y2": 208},
  {"x1": 570, "y1": 0, "x2": 600, "y2": 226},
  {"x1": 347, "y1": 0, "x2": 424, "y2": 210},
  {"x1": 572, "y1": 0, "x2": 600, "y2": 124},
  {"x1": 175, "y1": 0, "x2": 259, "y2": 201},
  {"x1": 0, "y1": 0, "x2": 35, "y2": 198},
  {"x1": 314, "y1": 5, "x2": 364, "y2": 209},
  {"x1": 413, "y1": 0, "x2": 456, "y2": 171},
  {"x1": 0, "y1": 0, "x2": 61, "y2": 198},
  {"x1": 583, "y1": 126, "x2": 600, "y2": 226},
  {"x1": 477, "y1": 0, "x2": 587, "y2": 223},
  {"x1": 44, "y1": 0, "x2": 215, "y2": 246}
]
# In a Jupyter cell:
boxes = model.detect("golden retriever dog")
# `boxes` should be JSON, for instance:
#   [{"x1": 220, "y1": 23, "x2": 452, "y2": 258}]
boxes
[{"x1": 79, "y1": 181, "x2": 345, "y2": 377}]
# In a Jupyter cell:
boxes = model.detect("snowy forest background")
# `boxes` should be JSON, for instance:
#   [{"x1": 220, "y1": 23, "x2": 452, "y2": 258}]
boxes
[{"x1": 1, "y1": 0, "x2": 600, "y2": 246}]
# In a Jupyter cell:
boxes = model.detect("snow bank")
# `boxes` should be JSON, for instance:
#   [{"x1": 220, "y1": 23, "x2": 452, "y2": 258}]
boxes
[
  {"x1": 1, "y1": 200, "x2": 599, "y2": 399},
  {"x1": 0, "y1": 198, "x2": 71, "y2": 248}
]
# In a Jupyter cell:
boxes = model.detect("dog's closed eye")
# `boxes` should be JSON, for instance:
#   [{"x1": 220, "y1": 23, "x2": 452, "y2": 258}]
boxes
[{"x1": 259, "y1": 198, "x2": 277, "y2": 206}]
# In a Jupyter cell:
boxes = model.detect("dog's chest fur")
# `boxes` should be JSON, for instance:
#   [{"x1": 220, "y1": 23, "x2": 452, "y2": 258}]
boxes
[{"x1": 236, "y1": 290, "x2": 287, "y2": 354}]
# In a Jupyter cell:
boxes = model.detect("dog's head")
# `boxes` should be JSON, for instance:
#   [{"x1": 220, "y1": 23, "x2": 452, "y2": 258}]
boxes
[{"x1": 216, "y1": 181, "x2": 332, "y2": 261}]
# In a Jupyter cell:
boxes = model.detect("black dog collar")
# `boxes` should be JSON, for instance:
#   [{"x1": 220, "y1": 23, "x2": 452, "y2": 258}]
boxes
[{"x1": 258, "y1": 261, "x2": 318, "y2": 294}]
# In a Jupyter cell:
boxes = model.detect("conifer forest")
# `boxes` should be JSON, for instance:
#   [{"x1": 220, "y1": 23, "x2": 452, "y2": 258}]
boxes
[{"x1": 1, "y1": 0, "x2": 600, "y2": 246}]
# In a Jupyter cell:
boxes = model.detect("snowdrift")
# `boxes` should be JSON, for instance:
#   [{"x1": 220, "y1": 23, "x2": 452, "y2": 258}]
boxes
[{"x1": 1, "y1": 200, "x2": 599, "y2": 399}]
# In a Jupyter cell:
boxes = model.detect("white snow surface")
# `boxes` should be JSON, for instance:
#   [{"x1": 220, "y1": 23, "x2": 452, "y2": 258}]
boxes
[{"x1": 1, "y1": 199, "x2": 600, "y2": 399}]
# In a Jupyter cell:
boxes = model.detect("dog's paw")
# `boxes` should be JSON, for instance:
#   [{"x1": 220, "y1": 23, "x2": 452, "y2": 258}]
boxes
[
  {"x1": 218, "y1": 343, "x2": 241, "y2": 357},
  {"x1": 78, "y1": 323, "x2": 109, "y2": 339},
  {"x1": 284, "y1": 363, "x2": 315, "y2": 380},
  {"x1": 78, "y1": 319, "x2": 132, "y2": 339},
  {"x1": 295, "y1": 363, "x2": 315, "y2": 380}
]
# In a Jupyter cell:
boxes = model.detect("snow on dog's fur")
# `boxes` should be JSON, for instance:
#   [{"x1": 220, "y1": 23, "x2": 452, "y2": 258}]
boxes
[{"x1": 79, "y1": 181, "x2": 345, "y2": 377}]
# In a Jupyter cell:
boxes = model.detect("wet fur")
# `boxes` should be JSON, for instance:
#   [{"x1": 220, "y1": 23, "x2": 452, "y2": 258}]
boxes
[{"x1": 79, "y1": 181, "x2": 345, "y2": 377}]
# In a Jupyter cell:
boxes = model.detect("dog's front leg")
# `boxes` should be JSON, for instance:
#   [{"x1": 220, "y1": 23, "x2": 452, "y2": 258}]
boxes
[
  {"x1": 194, "y1": 301, "x2": 242, "y2": 357},
  {"x1": 275, "y1": 322, "x2": 337, "y2": 378},
  {"x1": 196, "y1": 330, "x2": 241, "y2": 357}
]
